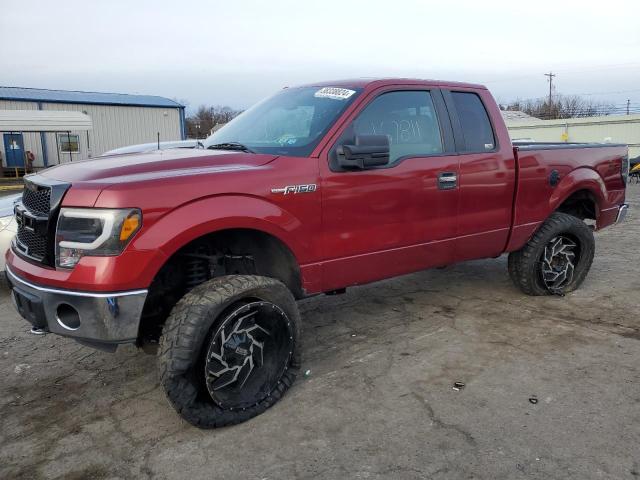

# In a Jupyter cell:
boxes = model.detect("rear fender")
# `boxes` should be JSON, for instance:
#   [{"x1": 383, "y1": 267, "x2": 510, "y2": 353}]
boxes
[
  {"x1": 507, "y1": 167, "x2": 607, "y2": 253},
  {"x1": 548, "y1": 167, "x2": 607, "y2": 217}
]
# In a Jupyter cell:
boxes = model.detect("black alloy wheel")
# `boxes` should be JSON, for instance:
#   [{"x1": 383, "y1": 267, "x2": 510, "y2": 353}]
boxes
[
  {"x1": 508, "y1": 212, "x2": 595, "y2": 296},
  {"x1": 159, "y1": 275, "x2": 301, "y2": 428},
  {"x1": 204, "y1": 300, "x2": 294, "y2": 410},
  {"x1": 540, "y1": 235, "x2": 577, "y2": 293}
]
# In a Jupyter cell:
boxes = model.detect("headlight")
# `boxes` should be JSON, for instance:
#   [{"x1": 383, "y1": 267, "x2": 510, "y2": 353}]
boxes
[{"x1": 55, "y1": 208, "x2": 141, "y2": 268}]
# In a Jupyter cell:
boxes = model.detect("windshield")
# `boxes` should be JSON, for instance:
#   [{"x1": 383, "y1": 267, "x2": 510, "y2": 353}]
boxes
[{"x1": 203, "y1": 86, "x2": 361, "y2": 157}]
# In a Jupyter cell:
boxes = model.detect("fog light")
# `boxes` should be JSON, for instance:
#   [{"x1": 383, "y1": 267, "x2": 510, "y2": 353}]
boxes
[{"x1": 56, "y1": 303, "x2": 81, "y2": 330}]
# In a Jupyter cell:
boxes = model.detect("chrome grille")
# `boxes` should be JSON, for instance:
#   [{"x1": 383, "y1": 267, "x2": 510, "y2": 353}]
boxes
[{"x1": 22, "y1": 185, "x2": 51, "y2": 217}]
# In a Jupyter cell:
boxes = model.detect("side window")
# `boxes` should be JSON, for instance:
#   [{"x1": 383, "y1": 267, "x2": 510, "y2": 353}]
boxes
[
  {"x1": 450, "y1": 92, "x2": 495, "y2": 152},
  {"x1": 350, "y1": 91, "x2": 444, "y2": 164}
]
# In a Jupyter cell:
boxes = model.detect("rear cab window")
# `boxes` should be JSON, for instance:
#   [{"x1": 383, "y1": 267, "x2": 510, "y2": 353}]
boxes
[{"x1": 449, "y1": 92, "x2": 496, "y2": 153}]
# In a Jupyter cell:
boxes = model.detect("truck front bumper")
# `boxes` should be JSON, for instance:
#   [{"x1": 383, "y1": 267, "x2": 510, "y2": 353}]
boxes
[{"x1": 6, "y1": 266, "x2": 147, "y2": 351}]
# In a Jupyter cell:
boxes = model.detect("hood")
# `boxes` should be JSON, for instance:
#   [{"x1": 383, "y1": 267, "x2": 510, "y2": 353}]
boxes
[
  {"x1": 101, "y1": 140, "x2": 200, "y2": 156},
  {"x1": 39, "y1": 149, "x2": 278, "y2": 184},
  {"x1": 0, "y1": 193, "x2": 21, "y2": 217}
]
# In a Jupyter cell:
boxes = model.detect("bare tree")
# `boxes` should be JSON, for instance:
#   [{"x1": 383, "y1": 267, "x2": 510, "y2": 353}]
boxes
[
  {"x1": 185, "y1": 105, "x2": 242, "y2": 138},
  {"x1": 504, "y1": 95, "x2": 614, "y2": 120}
]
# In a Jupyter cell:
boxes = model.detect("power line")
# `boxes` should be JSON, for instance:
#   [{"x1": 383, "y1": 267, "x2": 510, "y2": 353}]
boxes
[
  {"x1": 503, "y1": 88, "x2": 640, "y2": 103},
  {"x1": 571, "y1": 88, "x2": 640, "y2": 97},
  {"x1": 482, "y1": 62, "x2": 640, "y2": 84},
  {"x1": 506, "y1": 106, "x2": 640, "y2": 120}
]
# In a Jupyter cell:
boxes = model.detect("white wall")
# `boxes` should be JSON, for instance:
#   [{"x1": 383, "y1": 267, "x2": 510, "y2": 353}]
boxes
[
  {"x1": 0, "y1": 100, "x2": 182, "y2": 168},
  {"x1": 41, "y1": 103, "x2": 181, "y2": 165},
  {"x1": 507, "y1": 114, "x2": 640, "y2": 158}
]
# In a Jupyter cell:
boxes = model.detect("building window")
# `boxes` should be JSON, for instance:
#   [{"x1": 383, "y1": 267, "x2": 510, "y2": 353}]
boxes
[{"x1": 58, "y1": 134, "x2": 80, "y2": 153}]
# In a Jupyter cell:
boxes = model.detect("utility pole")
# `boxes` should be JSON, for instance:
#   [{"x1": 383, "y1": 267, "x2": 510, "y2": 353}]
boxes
[
  {"x1": 627, "y1": 99, "x2": 631, "y2": 116},
  {"x1": 544, "y1": 71, "x2": 555, "y2": 119}
]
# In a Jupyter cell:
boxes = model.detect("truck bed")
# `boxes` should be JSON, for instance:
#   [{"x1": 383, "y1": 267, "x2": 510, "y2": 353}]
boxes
[
  {"x1": 506, "y1": 142, "x2": 628, "y2": 252},
  {"x1": 513, "y1": 141, "x2": 627, "y2": 151}
]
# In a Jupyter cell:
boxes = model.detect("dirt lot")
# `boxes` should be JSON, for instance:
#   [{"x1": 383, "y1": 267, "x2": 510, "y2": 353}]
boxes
[{"x1": 1, "y1": 186, "x2": 639, "y2": 480}]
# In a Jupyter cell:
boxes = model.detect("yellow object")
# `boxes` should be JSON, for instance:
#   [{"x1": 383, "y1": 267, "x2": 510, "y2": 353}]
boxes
[
  {"x1": 119, "y1": 213, "x2": 140, "y2": 241},
  {"x1": 632, "y1": 163, "x2": 640, "y2": 173},
  {"x1": 560, "y1": 132, "x2": 569, "y2": 142}
]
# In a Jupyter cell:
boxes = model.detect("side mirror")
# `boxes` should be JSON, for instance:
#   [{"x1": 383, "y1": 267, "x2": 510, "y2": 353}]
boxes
[{"x1": 338, "y1": 134, "x2": 389, "y2": 169}]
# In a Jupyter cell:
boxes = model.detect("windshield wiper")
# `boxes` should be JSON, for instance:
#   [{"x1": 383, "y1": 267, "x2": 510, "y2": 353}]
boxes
[{"x1": 207, "y1": 142, "x2": 255, "y2": 153}]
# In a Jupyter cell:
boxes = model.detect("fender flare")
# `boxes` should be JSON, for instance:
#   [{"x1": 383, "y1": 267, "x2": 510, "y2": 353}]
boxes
[
  {"x1": 548, "y1": 167, "x2": 606, "y2": 217},
  {"x1": 506, "y1": 168, "x2": 606, "y2": 253},
  {"x1": 130, "y1": 195, "x2": 307, "y2": 286}
]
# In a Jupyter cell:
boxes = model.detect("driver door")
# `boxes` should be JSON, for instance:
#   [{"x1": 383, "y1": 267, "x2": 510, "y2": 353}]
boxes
[{"x1": 319, "y1": 87, "x2": 460, "y2": 291}]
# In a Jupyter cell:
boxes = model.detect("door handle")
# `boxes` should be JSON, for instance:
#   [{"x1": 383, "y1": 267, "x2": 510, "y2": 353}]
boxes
[{"x1": 437, "y1": 172, "x2": 457, "y2": 190}]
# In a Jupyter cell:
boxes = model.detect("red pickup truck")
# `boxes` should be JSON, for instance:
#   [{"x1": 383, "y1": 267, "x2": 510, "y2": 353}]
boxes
[{"x1": 6, "y1": 78, "x2": 629, "y2": 428}]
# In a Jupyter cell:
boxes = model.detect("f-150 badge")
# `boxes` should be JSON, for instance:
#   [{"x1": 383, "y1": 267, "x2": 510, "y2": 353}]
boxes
[{"x1": 271, "y1": 184, "x2": 317, "y2": 195}]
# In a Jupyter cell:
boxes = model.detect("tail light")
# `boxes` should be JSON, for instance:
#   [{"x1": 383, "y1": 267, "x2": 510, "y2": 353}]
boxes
[{"x1": 621, "y1": 154, "x2": 629, "y2": 184}]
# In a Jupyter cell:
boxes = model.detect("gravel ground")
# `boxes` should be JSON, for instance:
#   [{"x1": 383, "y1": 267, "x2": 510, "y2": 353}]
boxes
[{"x1": 1, "y1": 186, "x2": 638, "y2": 480}]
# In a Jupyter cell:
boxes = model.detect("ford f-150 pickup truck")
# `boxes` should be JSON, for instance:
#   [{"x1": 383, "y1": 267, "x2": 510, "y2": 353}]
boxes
[{"x1": 6, "y1": 78, "x2": 629, "y2": 428}]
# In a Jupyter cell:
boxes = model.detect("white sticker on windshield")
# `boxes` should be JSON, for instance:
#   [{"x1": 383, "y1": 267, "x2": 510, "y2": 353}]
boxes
[{"x1": 314, "y1": 87, "x2": 356, "y2": 100}]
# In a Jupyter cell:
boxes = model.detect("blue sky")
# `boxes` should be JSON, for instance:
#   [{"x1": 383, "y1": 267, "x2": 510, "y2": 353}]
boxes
[{"x1": 2, "y1": 0, "x2": 639, "y2": 112}]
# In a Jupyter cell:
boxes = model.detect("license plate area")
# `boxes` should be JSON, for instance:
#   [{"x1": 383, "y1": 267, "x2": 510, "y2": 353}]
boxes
[{"x1": 11, "y1": 285, "x2": 47, "y2": 328}]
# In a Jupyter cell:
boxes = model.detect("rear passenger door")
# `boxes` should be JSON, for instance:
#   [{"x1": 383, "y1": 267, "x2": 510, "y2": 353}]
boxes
[
  {"x1": 319, "y1": 88, "x2": 460, "y2": 291},
  {"x1": 442, "y1": 89, "x2": 516, "y2": 261}
]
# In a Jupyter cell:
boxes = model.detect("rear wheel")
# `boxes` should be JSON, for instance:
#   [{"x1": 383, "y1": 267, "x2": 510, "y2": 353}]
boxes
[
  {"x1": 158, "y1": 275, "x2": 300, "y2": 428},
  {"x1": 508, "y1": 212, "x2": 595, "y2": 296}
]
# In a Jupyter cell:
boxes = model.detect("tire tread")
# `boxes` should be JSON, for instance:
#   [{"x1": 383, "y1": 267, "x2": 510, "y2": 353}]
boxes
[
  {"x1": 508, "y1": 212, "x2": 595, "y2": 296},
  {"x1": 158, "y1": 275, "x2": 301, "y2": 428}
]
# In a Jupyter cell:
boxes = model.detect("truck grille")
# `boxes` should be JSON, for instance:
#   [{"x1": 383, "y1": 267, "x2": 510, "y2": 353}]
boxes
[
  {"x1": 22, "y1": 186, "x2": 51, "y2": 217},
  {"x1": 16, "y1": 228, "x2": 48, "y2": 261},
  {"x1": 13, "y1": 177, "x2": 69, "y2": 266}
]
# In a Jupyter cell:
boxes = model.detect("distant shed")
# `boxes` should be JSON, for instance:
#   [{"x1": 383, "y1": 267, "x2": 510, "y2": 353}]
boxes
[{"x1": 0, "y1": 86, "x2": 185, "y2": 170}]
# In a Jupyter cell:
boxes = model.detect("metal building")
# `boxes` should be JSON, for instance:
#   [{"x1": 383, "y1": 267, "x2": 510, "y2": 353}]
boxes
[
  {"x1": 505, "y1": 113, "x2": 640, "y2": 158},
  {"x1": 0, "y1": 86, "x2": 185, "y2": 171}
]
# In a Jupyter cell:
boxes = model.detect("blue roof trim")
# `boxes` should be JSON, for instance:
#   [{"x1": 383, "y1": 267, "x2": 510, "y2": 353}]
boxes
[{"x1": 0, "y1": 86, "x2": 183, "y2": 108}]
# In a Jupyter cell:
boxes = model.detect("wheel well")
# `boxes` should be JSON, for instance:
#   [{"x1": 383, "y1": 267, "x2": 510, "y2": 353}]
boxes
[
  {"x1": 138, "y1": 228, "x2": 302, "y2": 349},
  {"x1": 556, "y1": 190, "x2": 597, "y2": 221}
]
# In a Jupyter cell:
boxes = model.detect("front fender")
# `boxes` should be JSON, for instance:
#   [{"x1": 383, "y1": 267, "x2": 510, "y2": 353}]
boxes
[{"x1": 130, "y1": 194, "x2": 308, "y2": 285}]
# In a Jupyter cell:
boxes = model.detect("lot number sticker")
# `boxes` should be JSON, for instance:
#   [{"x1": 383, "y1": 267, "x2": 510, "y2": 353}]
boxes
[{"x1": 314, "y1": 87, "x2": 356, "y2": 100}]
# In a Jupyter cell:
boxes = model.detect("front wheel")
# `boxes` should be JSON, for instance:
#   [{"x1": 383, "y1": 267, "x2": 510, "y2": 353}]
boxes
[
  {"x1": 508, "y1": 212, "x2": 595, "y2": 296},
  {"x1": 158, "y1": 275, "x2": 301, "y2": 428}
]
